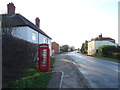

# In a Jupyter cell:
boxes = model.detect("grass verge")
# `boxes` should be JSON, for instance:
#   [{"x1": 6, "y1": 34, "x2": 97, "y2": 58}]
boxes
[
  {"x1": 3, "y1": 57, "x2": 55, "y2": 88},
  {"x1": 50, "y1": 57, "x2": 55, "y2": 68},
  {"x1": 88, "y1": 55, "x2": 119, "y2": 62}
]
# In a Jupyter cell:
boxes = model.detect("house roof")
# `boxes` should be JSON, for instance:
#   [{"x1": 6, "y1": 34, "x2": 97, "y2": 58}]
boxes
[
  {"x1": 2, "y1": 13, "x2": 52, "y2": 39},
  {"x1": 91, "y1": 37, "x2": 115, "y2": 41}
]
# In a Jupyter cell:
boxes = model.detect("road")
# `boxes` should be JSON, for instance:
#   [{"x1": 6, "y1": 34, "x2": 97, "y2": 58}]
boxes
[
  {"x1": 61, "y1": 51, "x2": 119, "y2": 88},
  {"x1": 48, "y1": 53, "x2": 88, "y2": 88}
]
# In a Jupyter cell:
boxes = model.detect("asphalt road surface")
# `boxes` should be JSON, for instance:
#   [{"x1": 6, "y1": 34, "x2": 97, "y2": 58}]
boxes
[
  {"x1": 63, "y1": 51, "x2": 119, "y2": 88},
  {"x1": 48, "y1": 53, "x2": 88, "y2": 88}
]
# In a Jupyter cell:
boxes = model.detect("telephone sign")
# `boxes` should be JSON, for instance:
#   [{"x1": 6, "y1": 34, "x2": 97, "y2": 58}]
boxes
[{"x1": 38, "y1": 44, "x2": 50, "y2": 71}]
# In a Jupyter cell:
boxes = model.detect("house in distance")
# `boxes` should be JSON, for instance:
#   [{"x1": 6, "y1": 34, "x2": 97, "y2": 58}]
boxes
[
  {"x1": 88, "y1": 34, "x2": 118, "y2": 55},
  {"x1": 2, "y1": 3, "x2": 52, "y2": 56},
  {"x1": 52, "y1": 42, "x2": 60, "y2": 55}
]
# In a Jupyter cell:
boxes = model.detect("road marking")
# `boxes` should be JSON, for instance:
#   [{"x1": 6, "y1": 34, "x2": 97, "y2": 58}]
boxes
[
  {"x1": 59, "y1": 70, "x2": 64, "y2": 88},
  {"x1": 62, "y1": 59, "x2": 86, "y2": 67},
  {"x1": 52, "y1": 70, "x2": 64, "y2": 88}
]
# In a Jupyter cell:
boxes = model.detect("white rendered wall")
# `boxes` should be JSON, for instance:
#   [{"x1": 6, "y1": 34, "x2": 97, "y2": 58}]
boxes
[
  {"x1": 12, "y1": 26, "x2": 39, "y2": 44},
  {"x1": 12, "y1": 26, "x2": 52, "y2": 56},
  {"x1": 12, "y1": 26, "x2": 28, "y2": 41},
  {"x1": 95, "y1": 41, "x2": 117, "y2": 50},
  {"x1": 47, "y1": 38, "x2": 52, "y2": 56},
  {"x1": 88, "y1": 41, "x2": 95, "y2": 55},
  {"x1": 26, "y1": 27, "x2": 38, "y2": 44},
  {"x1": 88, "y1": 40, "x2": 118, "y2": 55}
]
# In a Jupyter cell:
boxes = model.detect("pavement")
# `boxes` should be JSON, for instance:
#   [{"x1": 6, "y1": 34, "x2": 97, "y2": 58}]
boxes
[{"x1": 47, "y1": 53, "x2": 89, "y2": 89}]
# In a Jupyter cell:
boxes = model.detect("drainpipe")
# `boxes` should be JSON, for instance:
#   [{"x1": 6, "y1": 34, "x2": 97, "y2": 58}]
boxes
[{"x1": 38, "y1": 32, "x2": 39, "y2": 45}]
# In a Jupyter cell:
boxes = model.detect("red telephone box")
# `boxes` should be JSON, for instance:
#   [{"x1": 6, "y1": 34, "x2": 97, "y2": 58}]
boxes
[{"x1": 38, "y1": 44, "x2": 50, "y2": 71}]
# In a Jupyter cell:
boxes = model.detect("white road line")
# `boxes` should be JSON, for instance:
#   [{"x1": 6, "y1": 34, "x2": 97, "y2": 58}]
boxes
[
  {"x1": 59, "y1": 70, "x2": 64, "y2": 88},
  {"x1": 52, "y1": 71, "x2": 64, "y2": 88}
]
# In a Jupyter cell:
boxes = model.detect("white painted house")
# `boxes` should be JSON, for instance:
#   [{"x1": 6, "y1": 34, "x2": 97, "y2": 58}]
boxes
[
  {"x1": 88, "y1": 34, "x2": 118, "y2": 55},
  {"x1": 2, "y1": 3, "x2": 52, "y2": 56}
]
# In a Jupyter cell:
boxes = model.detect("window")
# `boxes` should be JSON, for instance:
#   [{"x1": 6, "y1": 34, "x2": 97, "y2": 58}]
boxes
[
  {"x1": 32, "y1": 32, "x2": 36, "y2": 41},
  {"x1": 43, "y1": 37, "x2": 46, "y2": 43},
  {"x1": 47, "y1": 38, "x2": 48, "y2": 44}
]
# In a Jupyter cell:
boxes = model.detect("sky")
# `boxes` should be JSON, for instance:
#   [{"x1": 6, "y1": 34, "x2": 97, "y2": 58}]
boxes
[{"x1": 0, "y1": 0, "x2": 119, "y2": 48}]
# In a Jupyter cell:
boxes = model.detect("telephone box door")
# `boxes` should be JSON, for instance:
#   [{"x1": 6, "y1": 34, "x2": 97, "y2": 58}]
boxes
[{"x1": 38, "y1": 44, "x2": 50, "y2": 71}]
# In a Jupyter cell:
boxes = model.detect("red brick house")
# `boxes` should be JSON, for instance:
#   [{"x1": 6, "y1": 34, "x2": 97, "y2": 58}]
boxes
[{"x1": 52, "y1": 42, "x2": 60, "y2": 54}]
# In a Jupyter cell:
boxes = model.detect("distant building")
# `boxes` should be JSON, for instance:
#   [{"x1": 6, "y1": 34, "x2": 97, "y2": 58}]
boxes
[
  {"x1": 52, "y1": 42, "x2": 60, "y2": 54},
  {"x1": 2, "y1": 3, "x2": 52, "y2": 56},
  {"x1": 88, "y1": 34, "x2": 118, "y2": 55},
  {"x1": 60, "y1": 45, "x2": 68, "y2": 52}
]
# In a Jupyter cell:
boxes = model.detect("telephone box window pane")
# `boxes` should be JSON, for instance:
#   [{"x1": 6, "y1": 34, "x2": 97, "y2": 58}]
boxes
[
  {"x1": 40, "y1": 49, "x2": 47, "y2": 68},
  {"x1": 43, "y1": 49, "x2": 47, "y2": 51}
]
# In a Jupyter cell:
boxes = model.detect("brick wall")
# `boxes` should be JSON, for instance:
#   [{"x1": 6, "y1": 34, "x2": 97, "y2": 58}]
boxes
[{"x1": 52, "y1": 42, "x2": 59, "y2": 54}]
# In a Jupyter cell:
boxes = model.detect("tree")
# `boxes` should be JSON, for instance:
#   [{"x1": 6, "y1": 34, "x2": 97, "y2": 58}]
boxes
[
  {"x1": 70, "y1": 46, "x2": 75, "y2": 51},
  {"x1": 80, "y1": 40, "x2": 88, "y2": 54},
  {"x1": 63, "y1": 45, "x2": 69, "y2": 52},
  {"x1": 61, "y1": 45, "x2": 70, "y2": 52},
  {"x1": 81, "y1": 43, "x2": 85, "y2": 53}
]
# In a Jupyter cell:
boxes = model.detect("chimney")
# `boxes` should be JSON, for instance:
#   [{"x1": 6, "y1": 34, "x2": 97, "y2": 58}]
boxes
[
  {"x1": 99, "y1": 33, "x2": 102, "y2": 38},
  {"x1": 7, "y1": 3, "x2": 16, "y2": 15},
  {"x1": 35, "y1": 17, "x2": 40, "y2": 28}
]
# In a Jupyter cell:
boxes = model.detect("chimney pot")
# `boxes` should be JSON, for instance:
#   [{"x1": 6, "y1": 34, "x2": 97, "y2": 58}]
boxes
[
  {"x1": 35, "y1": 17, "x2": 40, "y2": 28},
  {"x1": 99, "y1": 33, "x2": 102, "y2": 38},
  {"x1": 7, "y1": 2, "x2": 16, "y2": 15}
]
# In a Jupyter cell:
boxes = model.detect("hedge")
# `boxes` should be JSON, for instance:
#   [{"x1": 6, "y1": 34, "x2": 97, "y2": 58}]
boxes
[
  {"x1": 2, "y1": 34, "x2": 38, "y2": 84},
  {"x1": 111, "y1": 53, "x2": 120, "y2": 60},
  {"x1": 98, "y1": 45, "x2": 120, "y2": 57},
  {"x1": 97, "y1": 45, "x2": 120, "y2": 60}
]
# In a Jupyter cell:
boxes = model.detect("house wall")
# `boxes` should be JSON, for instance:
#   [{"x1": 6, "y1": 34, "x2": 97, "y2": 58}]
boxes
[
  {"x1": 88, "y1": 40, "x2": 118, "y2": 55},
  {"x1": 12, "y1": 26, "x2": 28, "y2": 41},
  {"x1": 94, "y1": 41, "x2": 117, "y2": 50},
  {"x1": 38, "y1": 33, "x2": 52, "y2": 56},
  {"x1": 12, "y1": 26, "x2": 52, "y2": 56},
  {"x1": 88, "y1": 41, "x2": 95, "y2": 55},
  {"x1": 52, "y1": 42, "x2": 60, "y2": 54},
  {"x1": 27, "y1": 27, "x2": 39, "y2": 44},
  {"x1": 48, "y1": 38, "x2": 52, "y2": 56},
  {"x1": 38, "y1": 33, "x2": 45, "y2": 44}
]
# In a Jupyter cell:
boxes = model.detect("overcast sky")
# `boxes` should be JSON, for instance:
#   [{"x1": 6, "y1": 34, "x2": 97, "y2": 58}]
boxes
[{"x1": 0, "y1": 0, "x2": 119, "y2": 48}]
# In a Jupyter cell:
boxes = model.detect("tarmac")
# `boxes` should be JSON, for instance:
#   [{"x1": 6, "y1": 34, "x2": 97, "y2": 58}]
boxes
[{"x1": 47, "y1": 54, "x2": 89, "y2": 89}]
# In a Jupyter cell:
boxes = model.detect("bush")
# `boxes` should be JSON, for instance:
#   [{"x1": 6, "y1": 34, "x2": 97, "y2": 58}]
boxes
[
  {"x1": 2, "y1": 34, "x2": 38, "y2": 84},
  {"x1": 112, "y1": 53, "x2": 120, "y2": 60},
  {"x1": 98, "y1": 45, "x2": 119, "y2": 57}
]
